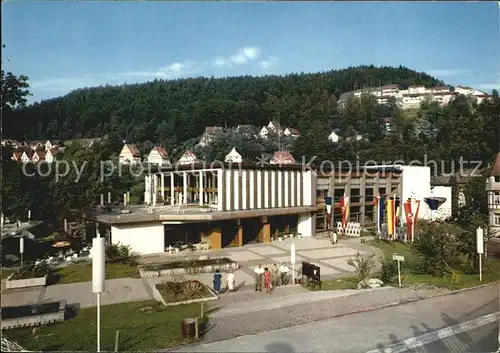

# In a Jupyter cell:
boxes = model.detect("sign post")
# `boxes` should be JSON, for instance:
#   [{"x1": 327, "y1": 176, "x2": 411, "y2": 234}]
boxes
[
  {"x1": 476, "y1": 227, "x2": 484, "y2": 282},
  {"x1": 291, "y1": 241, "x2": 296, "y2": 285},
  {"x1": 392, "y1": 254, "x2": 405, "y2": 287}
]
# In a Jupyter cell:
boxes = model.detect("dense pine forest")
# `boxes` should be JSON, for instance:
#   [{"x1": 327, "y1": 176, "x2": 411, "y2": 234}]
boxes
[{"x1": 1, "y1": 65, "x2": 499, "y2": 226}]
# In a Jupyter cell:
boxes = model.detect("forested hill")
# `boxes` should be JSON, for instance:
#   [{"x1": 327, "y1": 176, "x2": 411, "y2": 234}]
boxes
[{"x1": 8, "y1": 65, "x2": 443, "y2": 143}]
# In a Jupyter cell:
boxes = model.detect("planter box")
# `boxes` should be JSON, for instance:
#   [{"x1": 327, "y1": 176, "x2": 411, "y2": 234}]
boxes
[
  {"x1": 1, "y1": 300, "x2": 66, "y2": 330},
  {"x1": 5, "y1": 274, "x2": 48, "y2": 290},
  {"x1": 152, "y1": 282, "x2": 219, "y2": 307},
  {"x1": 139, "y1": 261, "x2": 238, "y2": 279}
]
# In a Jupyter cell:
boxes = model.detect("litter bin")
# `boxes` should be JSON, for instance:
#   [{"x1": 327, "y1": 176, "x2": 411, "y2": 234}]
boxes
[{"x1": 180, "y1": 318, "x2": 196, "y2": 339}]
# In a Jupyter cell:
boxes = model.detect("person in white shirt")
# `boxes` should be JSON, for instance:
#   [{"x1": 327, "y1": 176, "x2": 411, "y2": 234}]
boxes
[
  {"x1": 279, "y1": 263, "x2": 290, "y2": 285},
  {"x1": 227, "y1": 270, "x2": 235, "y2": 292},
  {"x1": 254, "y1": 264, "x2": 264, "y2": 291}
]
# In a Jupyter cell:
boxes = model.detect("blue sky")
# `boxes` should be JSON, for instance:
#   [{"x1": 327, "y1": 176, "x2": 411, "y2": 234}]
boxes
[{"x1": 2, "y1": 1, "x2": 499, "y2": 103}]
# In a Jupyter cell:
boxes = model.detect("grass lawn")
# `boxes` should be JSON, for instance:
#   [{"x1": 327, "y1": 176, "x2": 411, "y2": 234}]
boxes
[
  {"x1": 5, "y1": 301, "x2": 207, "y2": 351},
  {"x1": 53, "y1": 262, "x2": 140, "y2": 284},
  {"x1": 320, "y1": 276, "x2": 359, "y2": 290},
  {"x1": 1, "y1": 268, "x2": 17, "y2": 279},
  {"x1": 367, "y1": 240, "x2": 500, "y2": 290}
]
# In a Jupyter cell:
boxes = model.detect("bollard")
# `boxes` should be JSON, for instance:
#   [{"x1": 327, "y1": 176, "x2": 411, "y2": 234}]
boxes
[
  {"x1": 114, "y1": 330, "x2": 120, "y2": 352},
  {"x1": 200, "y1": 302, "x2": 204, "y2": 318},
  {"x1": 194, "y1": 317, "x2": 199, "y2": 339}
]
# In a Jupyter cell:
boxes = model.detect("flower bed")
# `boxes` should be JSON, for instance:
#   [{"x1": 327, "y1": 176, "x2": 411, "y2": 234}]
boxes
[
  {"x1": 153, "y1": 280, "x2": 219, "y2": 306},
  {"x1": 6, "y1": 263, "x2": 50, "y2": 289},
  {"x1": 139, "y1": 257, "x2": 238, "y2": 279}
]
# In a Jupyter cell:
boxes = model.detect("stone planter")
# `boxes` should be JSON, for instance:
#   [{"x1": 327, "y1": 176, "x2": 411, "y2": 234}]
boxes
[
  {"x1": 152, "y1": 281, "x2": 219, "y2": 307},
  {"x1": 6, "y1": 274, "x2": 48, "y2": 290},
  {"x1": 1, "y1": 301, "x2": 66, "y2": 330},
  {"x1": 139, "y1": 261, "x2": 238, "y2": 279}
]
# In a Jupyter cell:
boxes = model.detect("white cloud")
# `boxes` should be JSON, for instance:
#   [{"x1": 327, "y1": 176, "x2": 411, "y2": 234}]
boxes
[
  {"x1": 426, "y1": 69, "x2": 468, "y2": 77},
  {"x1": 259, "y1": 56, "x2": 279, "y2": 70},
  {"x1": 214, "y1": 46, "x2": 262, "y2": 67},
  {"x1": 212, "y1": 57, "x2": 228, "y2": 67}
]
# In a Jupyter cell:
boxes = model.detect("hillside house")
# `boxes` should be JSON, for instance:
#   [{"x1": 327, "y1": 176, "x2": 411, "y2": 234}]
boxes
[
  {"x1": 45, "y1": 140, "x2": 60, "y2": 150},
  {"x1": 381, "y1": 117, "x2": 394, "y2": 133},
  {"x1": 455, "y1": 85, "x2": 473, "y2": 96},
  {"x1": 260, "y1": 120, "x2": 283, "y2": 139},
  {"x1": 21, "y1": 151, "x2": 31, "y2": 163},
  {"x1": 283, "y1": 127, "x2": 300, "y2": 138},
  {"x1": 147, "y1": 146, "x2": 171, "y2": 166},
  {"x1": 328, "y1": 130, "x2": 340, "y2": 143},
  {"x1": 11, "y1": 151, "x2": 22, "y2": 162},
  {"x1": 32, "y1": 150, "x2": 46, "y2": 164},
  {"x1": 199, "y1": 126, "x2": 223, "y2": 147},
  {"x1": 224, "y1": 147, "x2": 243, "y2": 163},
  {"x1": 2, "y1": 139, "x2": 19, "y2": 148},
  {"x1": 119, "y1": 144, "x2": 142, "y2": 165},
  {"x1": 178, "y1": 150, "x2": 199, "y2": 165},
  {"x1": 30, "y1": 141, "x2": 44, "y2": 151},
  {"x1": 45, "y1": 148, "x2": 60, "y2": 163},
  {"x1": 269, "y1": 151, "x2": 296, "y2": 165}
]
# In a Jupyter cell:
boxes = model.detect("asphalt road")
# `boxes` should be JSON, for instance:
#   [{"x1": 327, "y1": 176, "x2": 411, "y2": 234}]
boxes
[{"x1": 176, "y1": 283, "x2": 500, "y2": 353}]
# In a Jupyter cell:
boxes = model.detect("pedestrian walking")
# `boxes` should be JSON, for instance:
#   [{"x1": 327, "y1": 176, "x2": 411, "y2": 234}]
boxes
[
  {"x1": 279, "y1": 263, "x2": 290, "y2": 285},
  {"x1": 227, "y1": 270, "x2": 235, "y2": 292},
  {"x1": 264, "y1": 267, "x2": 272, "y2": 295},
  {"x1": 213, "y1": 269, "x2": 222, "y2": 293},
  {"x1": 271, "y1": 263, "x2": 279, "y2": 287},
  {"x1": 254, "y1": 264, "x2": 264, "y2": 291}
]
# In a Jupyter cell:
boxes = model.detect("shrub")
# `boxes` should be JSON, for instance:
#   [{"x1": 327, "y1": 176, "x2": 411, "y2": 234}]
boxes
[
  {"x1": 106, "y1": 242, "x2": 137, "y2": 265},
  {"x1": 347, "y1": 252, "x2": 376, "y2": 281},
  {"x1": 11, "y1": 262, "x2": 50, "y2": 280},
  {"x1": 380, "y1": 258, "x2": 398, "y2": 283}
]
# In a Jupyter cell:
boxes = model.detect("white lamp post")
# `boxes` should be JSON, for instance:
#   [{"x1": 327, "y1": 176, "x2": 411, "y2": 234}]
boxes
[
  {"x1": 92, "y1": 231, "x2": 105, "y2": 352},
  {"x1": 19, "y1": 235, "x2": 24, "y2": 267}
]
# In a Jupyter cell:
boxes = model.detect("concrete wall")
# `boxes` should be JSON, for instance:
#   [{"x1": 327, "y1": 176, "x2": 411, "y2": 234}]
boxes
[
  {"x1": 6, "y1": 275, "x2": 47, "y2": 289},
  {"x1": 298, "y1": 212, "x2": 315, "y2": 237},
  {"x1": 111, "y1": 223, "x2": 164, "y2": 255},
  {"x1": 432, "y1": 186, "x2": 452, "y2": 220},
  {"x1": 1, "y1": 301, "x2": 65, "y2": 330},
  {"x1": 400, "y1": 166, "x2": 432, "y2": 219}
]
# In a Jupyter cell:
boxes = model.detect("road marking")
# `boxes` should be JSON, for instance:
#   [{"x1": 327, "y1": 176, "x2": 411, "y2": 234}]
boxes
[{"x1": 365, "y1": 311, "x2": 500, "y2": 353}]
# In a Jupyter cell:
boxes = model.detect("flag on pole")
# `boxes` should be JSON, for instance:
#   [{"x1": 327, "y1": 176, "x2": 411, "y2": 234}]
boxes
[
  {"x1": 403, "y1": 199, "x2": 413, "y2": 241},
  {"x1": 412, "y1": 199, "x2": 421, "y2": 241},
  {"x1": 386, "y1": 197, "x2": 396, "y2": 238},
  {"x1": 374, "y1": 195, "x2": 385, "y2": 235},
  {"x1": 340, "y1": 195, "x2": 350, "y2": 236}
]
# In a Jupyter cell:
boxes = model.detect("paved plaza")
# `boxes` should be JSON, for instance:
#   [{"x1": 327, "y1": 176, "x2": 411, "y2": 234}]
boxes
[{"x1": 1, "y1": 237, "x2": 381, "y2": 311}]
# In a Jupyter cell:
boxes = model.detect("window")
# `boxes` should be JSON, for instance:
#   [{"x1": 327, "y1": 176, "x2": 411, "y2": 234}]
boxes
[
  {"x1": 494, "y1": 215, "x2": 500, "y2": 226},
  {"x1": 495, "y1": 176, "x2": 500, "y2": 183},
  {"x1": 495, "y1": 192, "x2": 500, "y2": 205}
]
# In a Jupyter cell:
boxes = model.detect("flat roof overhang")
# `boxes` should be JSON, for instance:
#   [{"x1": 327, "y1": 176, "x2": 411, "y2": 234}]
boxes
[{"x1": 86, "y1": 206, "x2": 317, "y2": 225}]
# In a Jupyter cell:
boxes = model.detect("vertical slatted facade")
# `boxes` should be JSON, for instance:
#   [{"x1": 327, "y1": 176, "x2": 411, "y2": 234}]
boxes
[{"x1": 217, "y1": 168, "x2": 311, "y2": 211}]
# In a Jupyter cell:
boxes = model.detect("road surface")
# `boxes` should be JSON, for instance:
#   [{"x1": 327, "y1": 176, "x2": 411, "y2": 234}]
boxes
[{"x1": 175, "y1": 283, "x2": 500, "y2": 353}]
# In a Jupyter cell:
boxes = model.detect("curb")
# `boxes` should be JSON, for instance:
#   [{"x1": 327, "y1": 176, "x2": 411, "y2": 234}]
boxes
[{"x1": 165, "y1": 281, "x2": 500, "y2": 351}]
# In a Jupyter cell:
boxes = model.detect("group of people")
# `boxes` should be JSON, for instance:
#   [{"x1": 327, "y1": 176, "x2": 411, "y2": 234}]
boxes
[
  {"x1": 212, "y1": 263, "x2": 291, "y2": 294},
  {"x1": 254, "y1": 263, "x2": 290, "y2": 295}
]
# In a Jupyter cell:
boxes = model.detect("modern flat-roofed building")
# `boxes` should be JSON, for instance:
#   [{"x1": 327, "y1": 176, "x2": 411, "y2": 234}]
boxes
[
  {"x1": 315, "y1": 165, "x2": 446, "y2": 231},
  {"x1": 86, "y1": 163, "x2": 317, "y2": 255}
]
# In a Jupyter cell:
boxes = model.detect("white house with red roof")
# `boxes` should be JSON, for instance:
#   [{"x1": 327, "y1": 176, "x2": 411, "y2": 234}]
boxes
[
  {"x1": 147, "y1": 146, "x2": 171, "y2": 166},
  {"x1": 32, "y1": 150, "x2": 46, "y2": 164},
  {"x1": 270, "y1": 151, "x2": 296, "y2": 165},
  {"x1": 178, "y1": 150, "x2": 199, "y2": 165},
  {"x1": 119, "y1": 144, "x2": 142, "y2": 165},
  {"x1": 45, "y1": 148, "x2": 60, "y2": 163},
  {"x1": 283, "y1": 127, "x2": 300, "y2": 138}
]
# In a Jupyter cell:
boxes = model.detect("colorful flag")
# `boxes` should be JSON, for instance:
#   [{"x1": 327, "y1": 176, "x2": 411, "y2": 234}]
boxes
[
  {"x1": 374, "y1": 195, "x2": 385, "y2": 235},
  {"x1": 412, "y1": 199, "x2": 420, "y2": 241},
  {"x1": 386, "y1": 197, "x2": 396, "y2": 238},
  {"x1": 340, "y1": 195, "x2": 350, "y2": 235},
  {"x1": 403, "y1": 199, "x2": 413, "y2": 240}
]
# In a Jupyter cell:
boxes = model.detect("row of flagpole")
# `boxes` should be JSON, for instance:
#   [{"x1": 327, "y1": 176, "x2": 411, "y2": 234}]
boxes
[{"x1": 325, "y1": 193, "x2": 421, "y2": 242}]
